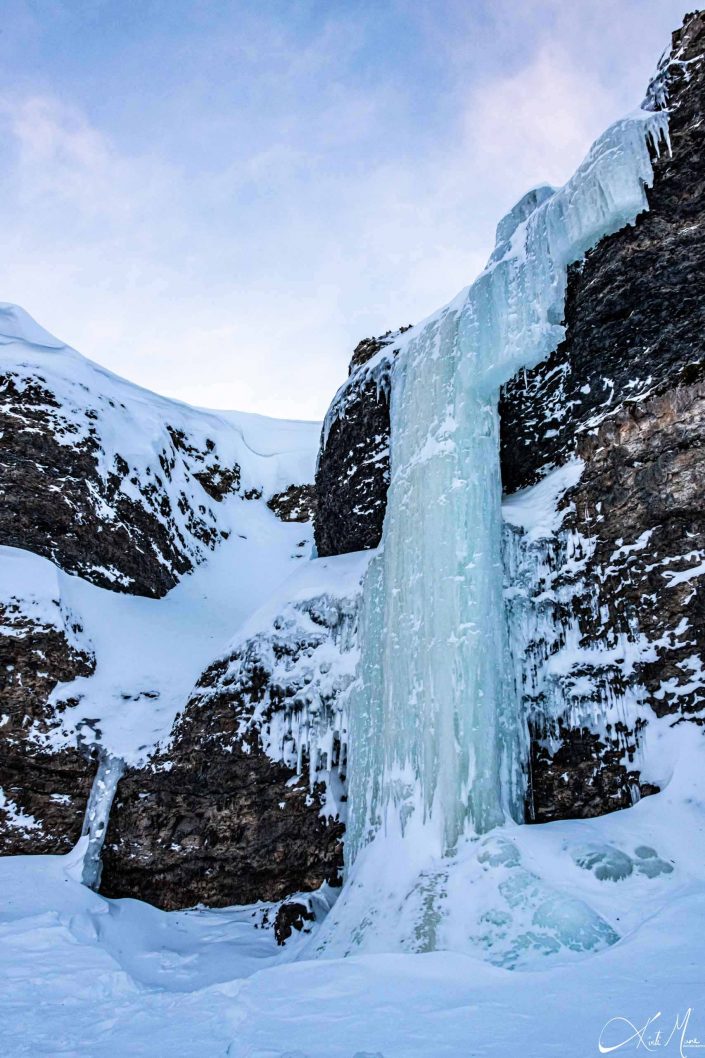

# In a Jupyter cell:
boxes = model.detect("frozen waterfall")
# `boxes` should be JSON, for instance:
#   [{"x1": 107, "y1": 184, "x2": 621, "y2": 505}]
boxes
[
  {"x1": 80, "y1": 752, "x2": 125, "y2": 890},
  {"x1": 315, "y1": 105, "x2": 669, "y2": 957}
]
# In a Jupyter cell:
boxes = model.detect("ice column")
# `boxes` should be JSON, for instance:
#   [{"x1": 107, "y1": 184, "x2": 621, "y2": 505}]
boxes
[
  {"x1": 80, "y1": 751, "x2": 125, "y2": 890},
  {"x1": 345, "y1": 109, "x2": 669, "y2": 868}
]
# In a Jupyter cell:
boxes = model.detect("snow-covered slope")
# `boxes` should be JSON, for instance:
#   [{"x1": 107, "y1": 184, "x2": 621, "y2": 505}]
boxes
[
  {"x1": 0, "y1": 301, "x2": 317, "y2": 596},
  {"x1": 0, "y1": 306, "x2": 322, "y2": 861}
]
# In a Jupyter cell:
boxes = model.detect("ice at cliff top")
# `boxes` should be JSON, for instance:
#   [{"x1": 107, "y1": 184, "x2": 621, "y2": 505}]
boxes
[
  {"x1": 325, "y1": 104, "x2": 669, "y2": 954},
  {"x1": 0, "y1": 308, "x2": 321, "y2": 764}
]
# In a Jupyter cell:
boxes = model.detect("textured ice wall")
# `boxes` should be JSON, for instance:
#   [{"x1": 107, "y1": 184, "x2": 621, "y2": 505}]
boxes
[
  {"x1": 80, "y1": 753, "x2": 125, "y2": 890},
  {"x1": 320, "y1": 106, "x2": 670, "y2": 957}
]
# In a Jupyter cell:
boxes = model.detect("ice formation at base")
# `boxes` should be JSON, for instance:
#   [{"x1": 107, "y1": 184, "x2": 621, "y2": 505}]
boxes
[{"x1": 313, "y1": 105, "x2": 670, "y2": 957}]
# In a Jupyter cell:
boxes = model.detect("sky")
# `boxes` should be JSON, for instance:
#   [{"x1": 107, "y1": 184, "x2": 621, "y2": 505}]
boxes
[{"x1": 0, "y1": 0, "x2": 692, "y2": 420}]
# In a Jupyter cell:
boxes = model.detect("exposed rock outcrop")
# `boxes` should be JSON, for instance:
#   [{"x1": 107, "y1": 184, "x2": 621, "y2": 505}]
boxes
[
  {"x1": 99, "y1": 709, "x2": 343, "y2": 910},
  {"x1": 500, "y1": 11, "x2": 705, "y2": 821},
  {"x1": 273, "y1": 899, "x2": 315, "y2": 945},
  {"x1": 0, "y1": 555, "x2": 96, "y2": 852},
  {"x1": 267, "y1": 483, "x2": 317, "y2": 523},
  {"x1": 99, "y1": 563, "x2": 364, "y2": 910},
  {"x1": 1, "y1": 379, "x2": 243, "y2": 600},
  {"x1": 0, "y1": 365, "x2": 242, "y2": 598},
  {"x1": 314, "y1": 334, "x2": 403, "y2": 557}
]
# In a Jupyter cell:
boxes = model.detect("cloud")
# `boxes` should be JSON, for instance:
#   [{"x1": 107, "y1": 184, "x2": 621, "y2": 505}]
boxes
[{"x1": 0, "y1": 1, "x2": 690, "y2": 419}]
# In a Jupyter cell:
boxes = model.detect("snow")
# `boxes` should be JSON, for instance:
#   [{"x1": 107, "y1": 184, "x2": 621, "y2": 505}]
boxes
[
  {"x1": 0, "y1": 789, "x2": 42, "y2": 835},
  {"x1": 2, "y1": 504, "x2": 316, "y2": 764},
  {"x1": 0, "y1": 302, "x2": 66, "y2": 350},
  {"x1": 0, "y1": 304, "x2": 319, "y2": 599},
  {"x1": 0, "y1": 547, "x2": 83, "y2": 645},
  {"x1": 192, "y1": 549, "x2": 372, "y2": 801},
  {"x1": 0, "y1": 306, "x2": 322, "y2": 764},
  {"x1": 2, "y1": 46, "x2": 702, "y2": 1058},
  {"x1": 2, "y1": 723, "x2": 704, "y2": 1056},
  {"x1": 664, "y1": 560, "x2": 705, "y2": 587},
  {"x1": 43, "y1": 501, "x2": 315, "y2": 762},
  {"x1": 501, "y1": 460, "x2": 584, "y2": 542}
]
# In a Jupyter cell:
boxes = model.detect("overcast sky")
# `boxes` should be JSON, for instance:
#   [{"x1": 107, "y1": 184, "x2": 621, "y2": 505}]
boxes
[{"x1": 0, "y1": 0, "x2": 690, "y2": 419}]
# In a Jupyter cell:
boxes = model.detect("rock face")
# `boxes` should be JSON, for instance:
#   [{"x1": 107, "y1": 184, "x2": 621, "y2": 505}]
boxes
[
  {"x1": 99, "y1": 577, "x2": 360, "y2": 910},
  {"x1": 267, "y1": 483, "x2": 317, "y2": 523},
  {"x1": 0, "y1": 368, "x2": 243, "y2": 598},
  {"x1": 99, "y1": 704, "x2": 342, "y2": 910},
  {"x1": 500, "y1": 11, "x2": 705, "y2": 821},
  {"x1": 0, "y1": 555, "x2": 96, "y2": 853},
  {"x1": 314, "y1": 334, "x2": 400, "y2": 557}
]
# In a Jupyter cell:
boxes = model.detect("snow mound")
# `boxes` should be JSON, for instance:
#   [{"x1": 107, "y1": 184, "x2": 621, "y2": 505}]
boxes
[{"x1": 0, "y1": 303, "x2": 66, "y2": 349}]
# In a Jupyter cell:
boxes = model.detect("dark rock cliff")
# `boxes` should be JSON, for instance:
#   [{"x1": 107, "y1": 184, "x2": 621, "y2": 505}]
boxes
[
  {"x1": 314, "y1": 334, "x2": 398, "y2": 557},
  {"x1": 500, "y1": 10, "x2": 705, "y2": 821},
  {"x1": 99, "y1": 701, "x2": 342, "y2": 910},
  {"x1": 0, "y1": 372, "x2": 241, "y2": 598},
  {"x1": 0, "y1": 594, "x2": 96, "y2": 853},
  {"x1": 99, "y1": 589, "x2": 354, "y2": 910},
  {"x1": 267, "y1": 483, "x2": 317, "y2": 523}
]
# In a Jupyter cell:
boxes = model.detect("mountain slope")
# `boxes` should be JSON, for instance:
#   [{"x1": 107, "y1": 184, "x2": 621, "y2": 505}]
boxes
[{"x1": 0, "y1": 308, "x2": 328, "y2": 883}]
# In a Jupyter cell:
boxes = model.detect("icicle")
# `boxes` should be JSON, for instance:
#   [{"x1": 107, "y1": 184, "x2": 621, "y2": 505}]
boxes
[
  {"x1": 343, "y1": 108, "x2": 668, "y2": 876},
  {"x1": 80, "y1": 751, "x2": 125, "y2": 890}
]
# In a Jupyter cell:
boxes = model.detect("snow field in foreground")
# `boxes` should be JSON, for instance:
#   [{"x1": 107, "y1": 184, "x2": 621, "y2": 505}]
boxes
[{"x1": 1, "y1": 722, "x2": 704, "y2": 1057}]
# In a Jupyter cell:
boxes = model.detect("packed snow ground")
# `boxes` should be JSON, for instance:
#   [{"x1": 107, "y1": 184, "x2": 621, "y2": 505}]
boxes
[{"x1": 2, "y1": 723, "x2": 704, "y2": 1056}]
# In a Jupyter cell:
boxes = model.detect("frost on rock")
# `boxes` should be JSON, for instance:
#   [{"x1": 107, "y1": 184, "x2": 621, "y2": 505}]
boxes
[
  {"x1": 190, "y1": 552, "x2": 372, "y2": 811},
  {"x1": 317, "y1": 102, "x2": 669, "y2": 958},
  {"x1": 502, "y1": 462, "x2": 654, "y2": 819}
]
